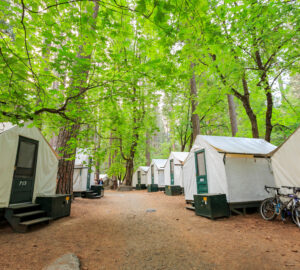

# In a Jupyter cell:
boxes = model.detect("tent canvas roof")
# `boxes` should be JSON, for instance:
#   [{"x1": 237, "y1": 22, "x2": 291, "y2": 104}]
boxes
[
  {"x1": 139, "y1": 166, "x2": 149, "y2": 172},
  {"x1": 200, "y1": 135, "x2": 277, "y2": 155},
  {"x1": 172, "y1": 152, "x2": 189, "y2": 163},
  {"x1": 152, "y1": 159, "x2": 167, "y2": 169}
]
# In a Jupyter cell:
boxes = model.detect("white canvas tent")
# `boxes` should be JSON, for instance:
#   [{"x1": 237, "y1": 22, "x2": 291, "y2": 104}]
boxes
[
  {"x1": 0, "y1": 122, "x2": 59, "y2": 208},
  {"x1": 164, "y1": 152, "x2": 189, "y2": 187},
  {"x1": 73, "y1": 150, "x2": 95, "y2": 192},
  {"x1": 147, "y1": 159, "x2": 167, "y2": 187},
  {"x1": 182, "y1": 135, "x2": 277, "y2": 203},
  {"x1": 132, "y1": 166, "x2": 149, "y2": 187},
  {"x1": 270, "y1": 127, "x2": 300, "y2": 188}
]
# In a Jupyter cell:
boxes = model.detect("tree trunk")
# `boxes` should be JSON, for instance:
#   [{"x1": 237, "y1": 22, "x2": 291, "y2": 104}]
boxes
[
  {"x1": 265, "y1": 87, "x2": 273, "y2": 142},
  {"x1": 227, "y1": 94, "x2": 238, "y2": 136},
  {"x1": 241, "y1": 77, "x2": 259, "y2": 138},
  {"x1": 56, "y1": 124, "x2": 80, "y2": 194},
  {"x1": 190, "y1": 62, "x2": 200, "y2": 144},
  {"x1": 112, "y1": 175, "x2": 118, "y2": 190},
  {"x1": 94, "y1": 132, "x2": 100, "y2": 183},
  {"x1": 124, "y1": 158, "x2": 134, "y2": 186}
]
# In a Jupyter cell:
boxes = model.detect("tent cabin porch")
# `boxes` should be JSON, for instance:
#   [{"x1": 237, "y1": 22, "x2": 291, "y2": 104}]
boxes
[
  {"x1": 183, "y1": 135, "x2": 277, "y2": 215},
  {"x1": 0, "y1": 123, "x2": 72, "y2": 232}
]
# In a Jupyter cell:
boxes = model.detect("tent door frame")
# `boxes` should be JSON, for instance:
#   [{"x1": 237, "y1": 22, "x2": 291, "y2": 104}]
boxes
[
  {"x1": 151, "y1": 164, "x2": 154, "y2": 184},
  {"x1": 194, "y1": 150, "x2": 208, "y2": 194},
  {"x1": 170, "y1": 159, "x2": 174, "y2": 185},
  {"x1": 9, "y1": 136, "x2": 39, "y2": 205},
  {"x1": 137, "y1": 171, "x2": 141, "y2": 184}
]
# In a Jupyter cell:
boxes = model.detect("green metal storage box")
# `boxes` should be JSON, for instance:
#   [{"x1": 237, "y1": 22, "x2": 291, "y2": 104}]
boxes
[
  {"x1": 165, "y1": 185, "x2": 182, "y2": 196},
  {"x1": 194, "y1": 193, "x2": 230, "y2": 219},
  {"x1": 36, "y1": 194, "x2": 71, "y2": 220},
  {"x1": 136, "y1": 184, "x2": 147, "y2": 190},
  {"x1": 147, "y1": 184, "x2": 158, "y2": 192},
  {"x1": 91, "y1": 185, "x2": 104, "y2": 196}
]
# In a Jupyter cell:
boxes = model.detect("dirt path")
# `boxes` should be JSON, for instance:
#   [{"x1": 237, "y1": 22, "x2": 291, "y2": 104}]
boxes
[{"x1": 0, "y1": 190, "x2": 300, "y2": 270}]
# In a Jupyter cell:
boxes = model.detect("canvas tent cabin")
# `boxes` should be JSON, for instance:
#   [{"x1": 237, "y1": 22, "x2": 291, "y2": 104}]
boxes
[
  {"x1": 183, "y1": 135, "x2": 277, "y2": 214},
  {"x1": 0, "y1": 122, "x2": 65, "y2": 232},
  {"x1": 164, "y1": 152, "x2": 189, "y2": 195},
  {"x1": 132, "y1": 166, "x2": 149, "y2": 189},
  {"x1": 73, "y1": 150, "x2": 101, "y2": 199},
  {"x1": 147, "y1": 159, "x2": 167, "y2": 192},
  {"x1": 73, "y1": 150, "x2": 95, "y2": 192},
  {"x1": 270, "y1": 127, "x2": 300, "y2": 188}
]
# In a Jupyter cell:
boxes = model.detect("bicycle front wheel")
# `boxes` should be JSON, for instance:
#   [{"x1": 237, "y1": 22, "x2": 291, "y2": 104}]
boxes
[
  {"x1": 260, "y1": 198, "x2": 277, "y2": 221},
  {"x1": 292, "y1": 205, "x2": 300, "y2": 228}
]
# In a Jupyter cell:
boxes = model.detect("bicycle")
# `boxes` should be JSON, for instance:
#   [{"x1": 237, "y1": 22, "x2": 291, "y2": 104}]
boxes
[{"x1": 260, "y1": 185, "x2": 300, "y2": 228}]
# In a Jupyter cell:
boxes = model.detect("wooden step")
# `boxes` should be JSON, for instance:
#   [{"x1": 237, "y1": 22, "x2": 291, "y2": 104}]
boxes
[
  {"x1": 20, "y1": 217, "x2": 52, "y2": 226},
  {"x1": 8, "y1": 203, "x2": 39, "y2": 210},
  {"x1": 13, "y1": 210, "x2": 45, "y2": 218}
]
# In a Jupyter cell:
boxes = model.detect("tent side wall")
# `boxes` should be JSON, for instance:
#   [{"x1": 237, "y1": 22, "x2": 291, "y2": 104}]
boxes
[
  {"x1": 157, "y1": 170, "x2": 165, "y2": 187},
  {"x1": 225, "y1": 157, "x2": 275, "y2": 203},
  {"x1": 164, "y1": 157, "x2": 171, "y2": 186},
  {"x1": 141, "y1": 170, "x2": 148, "y2": 185},
  {"x1": 174, "y1": 165, "x2": 183, "y2": 187},
  {"x1": 146, "y1": 167, "x2": 151, "y2": 185},
  {"x1": 73, "y1": 167, "x2": 95, "y2": 191},
  {"x1": 132, "y1": 171, "x2": 138, "y2": 187},
  {"x1": 271, "y1": 128, "x2": 300, "y2": 187},
  {"x1": 0, "y1": 125, "x2": 58, "y2": 208}
]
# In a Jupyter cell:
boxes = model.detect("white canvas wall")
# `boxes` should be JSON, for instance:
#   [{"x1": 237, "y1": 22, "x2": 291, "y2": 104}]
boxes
[
  {"x1": 225, "y1": 157, "x2": 275, "y2": 203},
  {"x1": 146, "y1": 162, "x2": 165, "y2": 187},
  {"x1": 158, "y1": 170, "x2": 165, "y2": 187},
  {"x1": 132, "y1": 167, "x2": 148, "y2": 186},
  {"x1": 73, "y1": 167, "x2": 95, "y2": 191},
  {"x1": 164, "y1": 153, "x2": 188, "y2": 187},
  {"x1": 271, "y1": 128, "x2": 300, "y2": 188},
  {"x1": 0, "y1": 124, "x2": 58, "y2": 207},
  {"x1": 183, "y1": 136, "x2": 228, "y2": 201}
]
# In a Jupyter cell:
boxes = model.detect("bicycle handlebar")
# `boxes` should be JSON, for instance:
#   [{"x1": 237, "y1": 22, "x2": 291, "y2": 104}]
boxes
[{"x1": 264, "y1": 185, "x2": 280, "y2": 193}]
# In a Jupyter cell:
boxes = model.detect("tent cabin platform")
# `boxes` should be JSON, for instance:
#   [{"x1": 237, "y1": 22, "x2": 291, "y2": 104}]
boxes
[
  {"x1": 135, "y1": 184, "x2": 147, "y2": 190},
  {"x1": 2, "y1": 194, "x2": 71, "y2": 233},
  {"x1": 165, "y1": 185, "x2": 183, "y2": 196},
  {"x1": 186, "y1": 197, "x2": 262, "y2": 216}
]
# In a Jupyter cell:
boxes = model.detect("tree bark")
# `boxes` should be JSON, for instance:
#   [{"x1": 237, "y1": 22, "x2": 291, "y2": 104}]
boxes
[
  {"x1": 227, "y1": 94, "x2": 238, "y2": 136},
  {"x1": 124, "y1": 158, "x2": 134, "y2": 186},
  {"x1": 255, "y1": 50, "x2": 273, "y2": 142},
  {"x1": 56, "y1": 124, "x2": 80, "y2": 194},
  {"x1": 240, "y1": 77, "x2": 259, "y2": 138},
  {"x1": 190, "y1": 62, "x2": 200, "y2": 144}
]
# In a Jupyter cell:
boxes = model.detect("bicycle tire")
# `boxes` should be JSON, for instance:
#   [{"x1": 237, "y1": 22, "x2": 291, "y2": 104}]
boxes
[
  {"x1": 292, "y1": 205, "x2": 300, "y2": 228},
  {"x1": 260, "y1": 198, "x2": 277, "y2": 221}
]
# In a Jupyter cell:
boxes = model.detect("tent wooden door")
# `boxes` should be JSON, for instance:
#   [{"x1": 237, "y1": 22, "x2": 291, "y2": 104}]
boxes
[
  {"x1": 10, "y1": 136, "x2": 39, "y2": 204},
  {"x1": 170, "y1": 159, "x2": 174, "y2": 185},
  {"x1": 195, "y1": 150, "x2": 208, "y2": 193}
]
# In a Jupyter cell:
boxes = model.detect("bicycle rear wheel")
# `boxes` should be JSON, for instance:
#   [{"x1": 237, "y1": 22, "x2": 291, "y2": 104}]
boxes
[
  {"x1": 260, "y1": 198, "x2": 277, "y2": 221},
  {"x1": 292, "y1": 205, "x2": 300, "y2": 228}
]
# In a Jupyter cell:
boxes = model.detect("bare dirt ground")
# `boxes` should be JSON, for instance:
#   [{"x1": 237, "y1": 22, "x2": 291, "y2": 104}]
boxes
[{"x1": 0, "y1": 190, "x2": 300, "y2": 270}]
